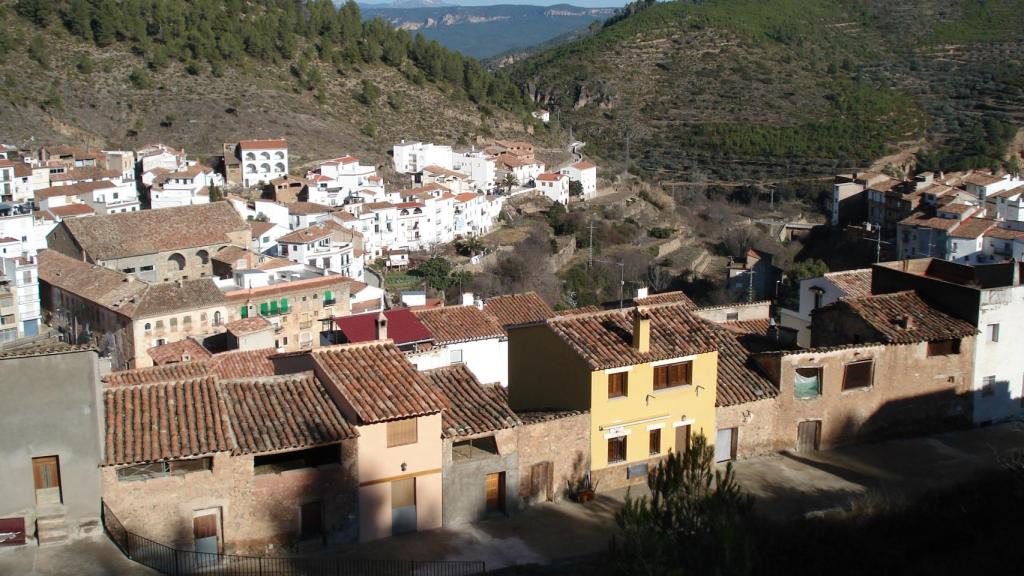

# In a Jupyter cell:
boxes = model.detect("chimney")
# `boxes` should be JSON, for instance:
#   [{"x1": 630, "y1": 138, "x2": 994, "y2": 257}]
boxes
[
  {"x1": 474, "y1": 297, "x2": 484, "y2": 310},
  {"x1": 631, "y1": 308, "x2": 650, "y2": 353},
  {"x1": 462, "y1": 292, "x2": 475, "y2": 307},
  {"x1": 636, "y1": 286, "x2": 649, "y2": 300},
  {"x1": 375, "y1": 311, "x2": 388, "y2": 341},
  {"x1": 898, "y1": 314, "x2": 916, "y2": 330},
  {"x1": 181, "y1": 352, "x2": 191, "y2": 363}
]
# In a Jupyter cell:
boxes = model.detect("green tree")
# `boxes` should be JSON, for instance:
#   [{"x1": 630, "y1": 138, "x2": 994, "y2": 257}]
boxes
[
  {"x1": 611, "y1": 433, "x2": 753, "y2": 576},
  {"x1": 27, "y1": 35, "x2": 49, "y2": 69},
  {"x1": 779, "y1": 258, "x2": 828, "y2": 308},
  {"x1": 128, "y1": 67, "x2": 153, "y2": 89},
  {"x1": 416, "y1": 257, "x2": 456, "y2": 291},
  {"x1": 356, "y1": 79, "x2": 380, "y2": 106},
  {"x1": 569, "y1": 180, "x2": 584, "y2": 197},
  {"x1": 75, "y1": 53, "x2": 95, "y2": 74},
  {"x1": 208, "y1": 184, "x2": 224, "y2": 202}
]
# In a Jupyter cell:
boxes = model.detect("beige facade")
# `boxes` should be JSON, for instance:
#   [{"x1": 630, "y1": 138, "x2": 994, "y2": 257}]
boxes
[
  {"x1": 224, "y1": 277, "x2": 351, "y2": 353},
  {"x1": 134, "y1": 304, "x2": 229, "y2": 368},
  {"x1": 355, "y1": 414, "x2": 443, "y2": 542}
]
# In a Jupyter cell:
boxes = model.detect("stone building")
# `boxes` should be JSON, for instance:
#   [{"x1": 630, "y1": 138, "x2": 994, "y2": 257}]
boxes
[
  {"x1": 514, "y1": 410, "x2": 590, "y2": 504},
  {"x1": 46, "y1": 202, "x2": 250, "y2": 283},
  {"x1": 424, "y1": 364, "x2": 522, "y2": 527},
  {"x1": 751, "y1": 290, "x2": 977, "y2": 451},
  {"x1": 100, "y1": 370, "x2": 359, "y2": 554},
  {"x1": 0, "y1": 342, "x2": 106, "y2": 547}
]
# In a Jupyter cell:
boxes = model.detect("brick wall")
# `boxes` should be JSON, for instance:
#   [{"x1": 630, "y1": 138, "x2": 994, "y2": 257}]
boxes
[
  {"x1": 101, "y1": 440, "x2": 358, "y2": 555},
  {"x1": 515, "y1": 412, "x2": 590, "y2": 503}
]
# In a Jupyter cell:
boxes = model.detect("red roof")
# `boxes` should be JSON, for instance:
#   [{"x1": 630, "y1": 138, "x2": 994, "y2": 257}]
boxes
[
  {"x1": 334, "y1": 309, "x2": 433, "y2": 346},
  {"x1": 239, "y1": 138, "x2": 287, "y2": 150},
  {"x1": 47, "y1": 203, "x2": 96, "y2": 218}
]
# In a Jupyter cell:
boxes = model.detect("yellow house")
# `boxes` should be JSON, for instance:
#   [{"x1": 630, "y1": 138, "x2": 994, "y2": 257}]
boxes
[{"x1": 508, "y1": 304, "x2": 719, "y2": 490}]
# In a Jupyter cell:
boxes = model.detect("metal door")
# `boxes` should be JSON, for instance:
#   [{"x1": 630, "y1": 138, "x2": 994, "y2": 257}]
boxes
[
  {"x1": 31, "y1": 456, "x2": 62, "y2": 505},
  {"x1": 193, "y1": 513, "x2": 220, "y2": 555},
  {"x1": 797, "y1": 420, "x2": 821, "y2": 452},
  {"x1": 714, "y1": 428, "x2": 735, "y2": 463}
]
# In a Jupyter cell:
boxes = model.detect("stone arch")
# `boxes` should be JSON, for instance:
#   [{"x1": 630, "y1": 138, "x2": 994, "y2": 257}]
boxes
[
  {"x1": 168, "y1": 253, "x2": 186, "y2": 271},
  {"x1": 196, "y1": 250, "x2": 210, "y2": 265}
]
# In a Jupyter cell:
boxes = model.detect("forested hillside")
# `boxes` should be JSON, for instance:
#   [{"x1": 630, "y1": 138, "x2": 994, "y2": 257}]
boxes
[
  {"x1": 510, "y1": 0, "x2": 1024, "y2": 181},
  {"x1": 0, "y1": 0, "x2": 545, "y2": 163}
]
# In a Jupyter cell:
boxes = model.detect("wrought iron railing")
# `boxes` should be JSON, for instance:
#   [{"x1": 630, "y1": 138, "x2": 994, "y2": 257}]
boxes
[{"x1": 102, "y1": 501, "x2": 486, "y2": 576}]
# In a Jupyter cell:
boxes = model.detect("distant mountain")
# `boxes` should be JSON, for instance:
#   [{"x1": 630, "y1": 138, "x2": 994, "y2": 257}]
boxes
[{"x1": 361, "y1": 4, "x2": 617, "y2": 59}]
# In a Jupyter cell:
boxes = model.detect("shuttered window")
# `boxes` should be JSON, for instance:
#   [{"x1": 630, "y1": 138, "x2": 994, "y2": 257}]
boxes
[
  {"x1": 927, "y1": 339, "x2": 960, "y2": 356},
  {"x1": 654, "y1": 361, "x2": 692, "y2": 390},
  {"x1": 280, "y1": 298, "x2": 289, "y2": 313},
  {"x1": 794, "y1": 367, "x2": 822, "y2": 399},
  {"x1": 608, "y1": 372, "x2": 628, "y2": 398},
  {"x1": 843, "y1": 360, "x2": 873, "y2": 390},
  {"x1": 240, "y1": 306, "x2": 248, "y2": 319},
  {"x1": 607, "y1": 436, "x2": 627, "y2": 464},
  {"x1": 649, "y1": 429, "x2": 661, "y2": 456},
  {"x1": 387, "y1": 418, "x2": 418, "y2": 447}
]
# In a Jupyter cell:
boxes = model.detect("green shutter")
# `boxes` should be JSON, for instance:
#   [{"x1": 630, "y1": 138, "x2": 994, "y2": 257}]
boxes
[
  {"x1": 260, "y1": 302, "x2": 269, "y2": 316},
  {"x1": 240, "y1": 306, "x2": 248, "y2": 319},
  {"x1": 324, "y1": 290, "x2": 333, "y2": 302},
  {"x1": 280, "y1": 298, "x2": 288, "y2": 313},
  {"x1": 270, "y1": 300, "x2": 279, "y2": 314}
]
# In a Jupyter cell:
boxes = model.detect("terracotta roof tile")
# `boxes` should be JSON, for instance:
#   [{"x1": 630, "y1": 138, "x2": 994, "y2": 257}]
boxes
[
  {"x1": 219, "y1": 373, "x2": 356, "y2": 455},
  {"x1": 823, "y1": 268, "x2": 873, "y2": 299},
  {"x1": 424, "y1": 364, "x2": 521, "y2": 438},
  {"x1": 572, "y1": 161, "x2": 596, "y2": 170},
  {"x1": 103, "y1": 348, "x2": 276, "y2": 386},
  {"x1": 104, "y1": 362, "x2": 211, "y2": 386},
  {"x1": 711, "y1": 326, "x2": 778, "y2": 407},
  {"x1": 61, "y1": 202, "x2": 248, "y2": 261},
  {"x1": 556, "y1": 305, "x2": 603, "y2": 315},
  {"x1": 484, "y1": 292, "x2": 555, "y2": 328},
  {"x1": 287, "y1": 202, "x2": 331, "y2": 215},
  {"x1": 633, "y1": 290, "x2": 697, "y2": 309},
  {"x1": 224, "y1": 316, "x2": 272, "y2": 336},
  {"x1": 546, "y1": 304, "x2": 719, "y2": 370},
  {"x1": 205, "y1": 348, "x2": 277, "y2": 379},
  {"x1": 948, "y1": 217, "x2": 997, "y2": 239},
  {"x1": 413, "y1": 305, "x2": 505, "y2": 344},
  {"x1": 147, "y1": 339, "x2": 213, "y2": 365},
  {"x1": 47, "y1": 203, "x2": 96, "y2": 218},
  {"x1": 312, "y1": 342, "x2": 447, "y2": 424},
  {"x1": 829, "y1": 291, "x2": 978, "y2": 344},
  {"x1": 103, "y1": 376, "x2": 233, "y2": 465},
  {"x1": 239, "y1": 139, "x2": 287, "y2": 150}
]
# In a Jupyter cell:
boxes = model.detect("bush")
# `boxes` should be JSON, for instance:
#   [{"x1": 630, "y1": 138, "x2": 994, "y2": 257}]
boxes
[
  {"x1": 128, "y1": 68, "x2": 153, "y2": 89},
  {"x1": 648, "y1": 227, "x2": 674, "y2": 239},
  {"x1": 356, "y1": 79, "x2": 380, "y2": 106}
]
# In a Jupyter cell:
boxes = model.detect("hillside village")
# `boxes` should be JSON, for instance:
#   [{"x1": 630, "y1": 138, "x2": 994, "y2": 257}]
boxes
[{"x1": 0, "y1": 128, "x2": 1023, "y2": 575}]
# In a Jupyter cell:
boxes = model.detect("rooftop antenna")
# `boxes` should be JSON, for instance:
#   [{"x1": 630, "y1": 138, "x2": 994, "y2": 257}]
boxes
[{"x1": 862, "y1": 222, "x2": 891, "y2": 263}]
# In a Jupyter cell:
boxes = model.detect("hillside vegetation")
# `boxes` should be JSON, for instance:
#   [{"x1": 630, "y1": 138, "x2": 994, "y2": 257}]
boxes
[
  {"x1": 511, "y1": 0, "x2": 1024, "y2": 181},
  {"x1": 0, "y1": 0, "x2": 549, "y2": 163}
]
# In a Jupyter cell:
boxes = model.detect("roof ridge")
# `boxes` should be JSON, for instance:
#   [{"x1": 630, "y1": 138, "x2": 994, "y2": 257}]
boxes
[{"x1": 217, "y1": 371, "x2": 314, "y2": 385}]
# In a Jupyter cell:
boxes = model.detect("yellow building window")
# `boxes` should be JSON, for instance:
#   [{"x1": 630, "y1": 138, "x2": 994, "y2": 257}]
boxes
[
  {"x1": 654, "y1": 361, "x2": 692, "y2": 390},
  {"x1": 607, "y1": 436, "x2": 627, "y2": 464},
  {"x1": 608, "y1": 371, "x2": 628, "y2": 399},
  {"x1": 386, "y1": 418, "x2": 418, "y2": 447},
  {"x1": 649, "y1": 429, "x2": 661, "y2": 456}
]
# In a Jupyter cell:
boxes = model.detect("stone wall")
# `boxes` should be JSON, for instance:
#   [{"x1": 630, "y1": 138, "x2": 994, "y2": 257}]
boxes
[
  {"x1": 101, "y1": 440, "x2": 359, "y2": 555},
  {"x1": 441, "y1": 428, "x2": 519, "y2": 527},
  {"x1": 515, "y1": 412, "x2": 590, "y2": 503},
  {"x1": 716, "y1": 398, "x2": 779, "y2": 459}
]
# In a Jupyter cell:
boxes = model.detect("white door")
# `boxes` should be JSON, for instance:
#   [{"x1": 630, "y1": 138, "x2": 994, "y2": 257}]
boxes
[{"x1": 715, "y1": 428, "x2": 735, "y2": 463}]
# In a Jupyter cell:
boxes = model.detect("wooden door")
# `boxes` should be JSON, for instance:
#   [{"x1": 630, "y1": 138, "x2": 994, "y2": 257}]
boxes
[
  {"x1": 485, "y1": 472, "x2": 505, "y2": 513},
  {"x1": 193, "y1": 513, "x2": 220, "y2": 555},
  {"x1": 31, "y1": 456, "x2": 61, "y2": 505},
  {"x1": 529, "y1": 461, "x2": 553, "y2": 502},
  {"x1": 797, "y1": 420, "x2": 821, "y2": 452},
  {"x1": 675, "y1": 425, "x2": 691, "y2": 456}
]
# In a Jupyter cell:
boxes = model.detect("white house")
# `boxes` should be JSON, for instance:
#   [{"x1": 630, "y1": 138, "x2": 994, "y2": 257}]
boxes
[
  {"x1": 150, "y1": 164, "x2": 222, "y2": 209},
  {"x1": 277, "y1": 220, "x2": 364, "y2": 281},
  {"x1": 136, "y1": 143, "x2": 186, "y2": 186},
  {"x1": 0, "y1": 253, "x2": 41, "y2": 341},
  {"x1": 779, "y1": 268, "x2": 872, "y2": 347},
  {"x1": 305, "y1": 155, "x2": 384, "y2": 206},
  {"x1": 250, "y1": 220, "x2": 289, "y2": 256},
  {"x1": 239, "y1": 139, "x2": 288, "y2": 188},
  {"x1": 0, "y1": 202, "x2": 54, "y2": 256},
  {"x1": 536, "y1": 172, "x2": 569, "y2": 205},
  {"x1": 412, "y1": 300, "x2": 509, "y2": 386},
  {"x1": 420, "y1": 165, "x2": 472, "y2": 195},
  {"x1": 495, "y1": 153, "x2": 544, "y2": 187},
  {"x1": 560, "y1": 160, "x2": 597, "y2": 200},
  {"x1": 452, "y1": 152, "x2": 497, "y2": 193},
  {"x1": 392, "y1": 141, "x2": 453, "y2": 174}
]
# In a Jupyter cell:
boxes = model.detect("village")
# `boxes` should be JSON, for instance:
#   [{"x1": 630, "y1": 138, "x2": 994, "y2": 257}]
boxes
[{"x1": 1, "y1": 136, "x2": 1023, "y2": 574}]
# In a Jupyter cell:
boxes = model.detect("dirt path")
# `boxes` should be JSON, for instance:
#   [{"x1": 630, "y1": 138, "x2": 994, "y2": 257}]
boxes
[
  {"x1": 1006, "y1": 127, "x2": 1024, "y2": 164},
  {"x1": 869, "y1": 139, "x2": 924, "y2": 173}
]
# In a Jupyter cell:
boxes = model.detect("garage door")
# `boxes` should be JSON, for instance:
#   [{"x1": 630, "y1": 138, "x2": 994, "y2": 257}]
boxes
[{"x1": 715, "y1": 428, "x2": 736, "y2": 462}]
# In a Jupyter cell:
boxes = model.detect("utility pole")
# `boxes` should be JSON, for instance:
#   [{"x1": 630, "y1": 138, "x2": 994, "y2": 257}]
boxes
[
  {"x1": 623, "y1": 131, "x2": 631, "y2": 176},
  {"x1": 588, "y1": 221, "x2": 596, "y2": 269},
  {"x1": 863, "y1": 223, "x2": 891, "y2": 263},
  {"x1": 593, "y1": 258, "x2": 625, "y2": 309}
]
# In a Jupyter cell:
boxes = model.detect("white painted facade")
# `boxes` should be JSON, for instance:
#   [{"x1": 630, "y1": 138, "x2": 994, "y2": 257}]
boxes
[
  {"x1": 393, "y1": 141, "x2": 453, "y2": 174},
  {"x1": 0, "y1": 254, "x2": 41, "y2": 341},
  {"x1": 559, "y1": 161, "x2": 597, "y2": 199},
  {"x1": 239, "y1": 140, "x2": 289, "y2": 188},
  {"x1": 536, "y1": 173, "x2": 570, "y2": 205},
  {"x1": 452, "y1": 152, "x2": 497, "y2": 192},
  {"x1": 973, "y1": 282, "x2": 1024, "y2": 423},
  {"x1": 779, "y1": 269, "x2": 871, "y2": 348}
]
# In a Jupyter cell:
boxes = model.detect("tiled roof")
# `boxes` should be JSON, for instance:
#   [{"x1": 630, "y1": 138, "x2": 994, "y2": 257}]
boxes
[
  {"x1": 147, "y1": 338, "x2": 213, "y2": 365},
  {"x1": 287, "y1": 202, "x2": 331, "y2": 215},
  {"x1": 484, "y1": 292, "x2": 555, "y2": 328},
  {"x1": 312, "y1": 342, "x2": 448, "y2": 424},
  {"x1": 536, "y1": 172, "x2": 564, "y2": 182},
  {"x1": 219, "y1": 373, "x2": 356, "y2": 455},
  {"x1": 0, "y1": 340, "x2": 96, "y2": 360},
  {"x1": 205, "y1": 348, "x2": 277, "y2": 379},
  {"x1": 711, "y1": 326, "x2": 778, "y2": 407},
  {"x1": 413, "y1": 306, "x2": 505, "y2": 344},
  {"x1": 984, "y1": 227, "x2": 1024, "y2": 241},
  {"x1": 831, "y1": 291, "x2": 978, "y2": 344},
  {"x1": 61, "y1": 202, "x2": 248, "y2": 261},
  {"x1": 424, "y1": 364, "x2": 521, "y2": 438},
  {"x1": 963, "y1": 172, "x2": 1003, "y2": 186},
  {"x1": 572, "y1": 161, "x2": 596, "y2": 170},
  {"x1": 633, "y1": 290, "x2": 698, "y2": 309},
  {"x1": 250, "y1": 221, "x2": 277, "y2": 238},
  {"x1": 948, "y1": 217, "x2": 997, "y2": 239},
  {"x1": 517, "y1": 409, "x2": 588, "y2": 424},
  {"x1": 239, "y1": 138, "x2": 287, "y2": 150},
  {"x1": 334, "y1": 309, "x2": 433, "y2": 346},
  {"x1": 824, "y1": 268, "x2": 872, "y2": 298},
  {"x1": 223, "y1": 274, "x2": 350, "y2": 301},
  {"x1": 37, "y1": 249, "x2": 149, "y2": 317},
  {"x1": 47, "y1": 203, "x2": 96, "y2": 218},
  {"x1": 103, "y1": 377, "x2": 233, "y2": 466},
  {"x1": 35, "y1": 180, "x2": 117, "y2": 199},
  {"x1": 423, "y1": 165, "x2": 468, "y2": 179},
  {"x1": 455, "y1": 193, "x2": 479, "y2": 202},
  {"x1": 556, "y1": 305, "x2": 603, "y2": 315},
  {"x1": 547, "y1": 304, "x2": 720, "y2": 370},
  {"x1": 50, "y1": 166, "x2": 120, "y2": 182},
  {"x1": 224, "y1": 316, "x2": 272, "y2": 336},
  {"x1": 277, "y1": 220, "x2": 346, "y2": 244},
  {"x1": 899, "y1": 211, "x2": 962, "y2": 231},
  {"x1": 103, "y1": 362, "x2": 211, "y2": 386},
  {"x1": 720, "y1": 319, "x2": 772, "y2": 337},
  {"x1": 133, "y1": 278, "x2": 225, "y2": 317}
]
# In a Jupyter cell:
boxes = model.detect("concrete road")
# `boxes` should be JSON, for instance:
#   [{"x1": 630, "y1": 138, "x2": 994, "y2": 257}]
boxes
[{"x1": 0, "y1": 535, "x2": 157, "y2": 576}]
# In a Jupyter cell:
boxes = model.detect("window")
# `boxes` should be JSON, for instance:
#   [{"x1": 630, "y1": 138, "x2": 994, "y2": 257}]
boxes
[
  {"x1": 452, "y1": 436, "x2": 499, "y2": 461},
  {"x1": 450, "y1": 349, "x2": 463, "y2": 363},
  {"x1": 649, "y1": 429, "x2": 661, "y2": 456},
  {"x1": 927, "y1": 339, "x2": 961, "y2": 356},
  {"x1": 653, "y1": 361, "x2": 692, "y2": 390},
  {"x1": 140, "y1": 265, "x2": 154, "y2": 272},
  {"x1": 387, "y1": 418, "x2": 418, "y2": 447},
  {"x1": 987, "y1": 323, "x2": 1000, "y2": 342},
  {"x1": 169, "y1": 317, "x2": 178, "y2": 330},
  {"x1": 116, "y1": 457, "x2": 212, "y2": 482},
  {"x1": 842, "y1": 360, "x2": 874, "y2": 390},
  {"x1": 794, "y1": 367, "x2": 822, "y2": 398},
  {"x1": 121, "y1": 267, "x2": 136, "y2": 274},
  {"x1": 300, "y1": 501, "x2": 323, "y2": 539},
  {"x1": 982, "y1": 376, "x2": 996, "y2": 397},
  {"x1": 607, "y1": 436, "x2": 627, "y2": 464},
  {"x1": 253, "y1": 445, "x2": 340, "y2": 475},
  {"x1": 726, "y1": 312, "x2": 739, "y2": 321},
  {"x1": 812, "y1": 289, "x2": 824, "y2": 310},
  {"x1": 608, "y1": 371, "x2": 628, "y2": 398},
  {"x1": 144, "y1": 322, "x2": 152, "y2": 332}
]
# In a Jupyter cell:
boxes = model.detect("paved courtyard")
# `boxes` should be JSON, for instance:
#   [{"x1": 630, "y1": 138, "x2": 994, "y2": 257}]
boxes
[{"x1": 3, "y1": 423, "x2": 1021, "y2": 575}]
